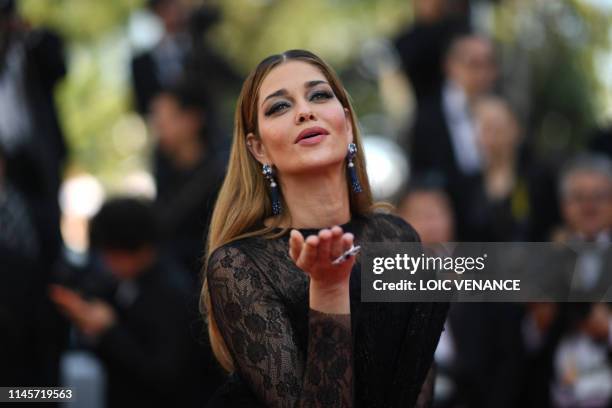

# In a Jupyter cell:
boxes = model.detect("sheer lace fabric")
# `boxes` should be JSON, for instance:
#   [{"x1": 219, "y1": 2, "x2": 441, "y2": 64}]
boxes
[{"x1": 207, "y1": 213, "x2": 448, "y2": 407}]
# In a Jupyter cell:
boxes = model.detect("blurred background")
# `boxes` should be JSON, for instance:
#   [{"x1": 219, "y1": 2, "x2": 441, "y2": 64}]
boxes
[
  {"x1": 9, "y1": 0, "x2": 612, "y2": 250},
  {"x1": 1, "y1": 0, "x2": 611, "y2": 406}
]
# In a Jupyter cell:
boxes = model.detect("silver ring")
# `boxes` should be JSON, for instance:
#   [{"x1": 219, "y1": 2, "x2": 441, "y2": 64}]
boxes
[{"x1": 331, "y1": 245, "x2": 361, "y2": 265}]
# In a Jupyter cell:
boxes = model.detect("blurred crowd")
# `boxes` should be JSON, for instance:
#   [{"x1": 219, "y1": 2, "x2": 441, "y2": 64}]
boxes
[
  {"x1": 0, "y1": 0, "x2": 611, "y2": 407},
  {"x1": 0, "y1": 0, "x2": 234, "y2": 406},
  {"x1": 394, "y1": 1, "x2": 612, "y2": 407}
]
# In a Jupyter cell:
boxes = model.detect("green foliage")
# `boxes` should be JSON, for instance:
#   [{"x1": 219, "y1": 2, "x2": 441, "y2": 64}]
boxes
[
  {"x1": 213, "y1": 0, "x2": 411, "y2": 71},
  {"x1": 491, "y1": 0, "x2": 611, "y2": 156},
  {"x1": 20, "y1": 0, "x2": 144, "y2": 42}
]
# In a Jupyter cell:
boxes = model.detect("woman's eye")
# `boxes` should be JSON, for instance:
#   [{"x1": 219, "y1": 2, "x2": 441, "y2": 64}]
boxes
[
  {"x1": 310, "y1": 91, "x2": 333, "y2": 101},
  {"x1": 265, "y1": 102, "x2": 290, "y2": 116}
]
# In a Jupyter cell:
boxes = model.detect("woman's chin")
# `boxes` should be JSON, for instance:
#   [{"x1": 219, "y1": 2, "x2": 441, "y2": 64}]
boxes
[{"x1": 283, "y1": 156, "x2": 346, "y2": 175}]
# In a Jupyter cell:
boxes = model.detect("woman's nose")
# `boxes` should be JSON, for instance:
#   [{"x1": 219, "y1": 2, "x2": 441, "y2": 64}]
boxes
[{"x1": 296, "y1": 110, "x2": 316, "y2": 124}]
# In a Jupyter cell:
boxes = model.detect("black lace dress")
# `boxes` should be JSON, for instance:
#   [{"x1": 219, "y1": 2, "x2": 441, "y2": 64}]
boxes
[{"x1": 206, "y1": 212, "x2": 448, "y2": 408}]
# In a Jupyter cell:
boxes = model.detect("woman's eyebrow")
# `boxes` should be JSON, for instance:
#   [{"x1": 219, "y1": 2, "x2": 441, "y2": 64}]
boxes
[
  {"x1": 262, "y1": 80, "x2": 329, "y2": 104},
  {"x1": 263, "y1": 89, "x2": 287, "y2": 104},
  {"x1": 305, "y1": 80, "x2": 328, "y2": 89}
]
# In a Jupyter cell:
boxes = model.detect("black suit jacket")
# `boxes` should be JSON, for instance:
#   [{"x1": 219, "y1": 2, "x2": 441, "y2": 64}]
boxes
[
  {"x1": 409, "y1": 92, "x2": 459, "y2": 181},
  {"x1": 408, "y1": 92, "x2": 490, "y2": 240},
  {"x1": 394, "y1": 18, "x2": 468, "y2": 104}
]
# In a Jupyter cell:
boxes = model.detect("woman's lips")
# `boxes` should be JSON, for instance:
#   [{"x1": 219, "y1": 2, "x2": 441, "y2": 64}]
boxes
[
  {"x1": 295, "y1": 126, "x2": 330, "y2": 145},
  {"x1": 296, "y1": 133, "x2": 327, "y2": 145}
]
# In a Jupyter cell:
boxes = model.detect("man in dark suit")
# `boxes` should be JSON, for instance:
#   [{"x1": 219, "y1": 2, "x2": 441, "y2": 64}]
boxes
[
  {"x1": 131, "y1": 0, "x2": 240, "y2": 117},
  {"x1": 518, "y1": 154, "x2": 612, "y2": 407},
  {"x1": 558, "y1": 154, "x2": 612, "y2": 299},
  {"x1": 50, "y1": 198, "x2": 224, "y2": 407},
  {"x1": 408, "y1": 33, "x2": 497, "y2": 240},
  {"x1": 131, "y1": 0, "x2": 190, "y2": 116},
  {"x1": 393, "y1": 0, "x2": 469, "y2": 105}
]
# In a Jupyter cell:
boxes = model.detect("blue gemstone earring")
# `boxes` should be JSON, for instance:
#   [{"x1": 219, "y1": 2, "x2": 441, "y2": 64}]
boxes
[
  {"x1": 262, "y1": 164, "x2": 282, "y2": 215},
  {"x1": 347, "y1": 143, "x2": 363, "y2": 193}
]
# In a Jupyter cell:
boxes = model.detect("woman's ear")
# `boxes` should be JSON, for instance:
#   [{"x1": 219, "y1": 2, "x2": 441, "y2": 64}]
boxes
[
  {"x1": 344, "y1": 108, "x2": 354, "y2": 144},
  {"x1": 246, "y1": 133, "x2": 269, "y2": 165}
]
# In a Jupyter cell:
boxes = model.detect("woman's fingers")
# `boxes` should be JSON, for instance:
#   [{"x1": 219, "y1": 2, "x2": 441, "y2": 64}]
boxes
[
  {"x1": 317, "y1": 229, "x2": 332, "y2": 265},
  {"x1": 329, "y1": 226, "x2": 344, "y2": 259},
  {"x1": 289, "y1": 229, "x2": 304, "y2": 262},
  {"x1": 292, "y1": 227, "x2": 357, "y2": 278},
  {"x1": 297, "y1": 234, "x2": 319, "y2": 271},
  {"x1": 341, "y1": 232, "x2": 355, "y2": 253}
]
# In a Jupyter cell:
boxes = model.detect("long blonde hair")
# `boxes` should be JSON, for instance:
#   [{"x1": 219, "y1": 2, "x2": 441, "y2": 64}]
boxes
[{"x1": 201, "y1": 49, "x2": 379, "y2": 372}]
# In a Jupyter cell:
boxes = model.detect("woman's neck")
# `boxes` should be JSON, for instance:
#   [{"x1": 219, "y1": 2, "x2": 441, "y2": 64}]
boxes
[{"x1": 277, "y1": 165, "x2": 351, "y2": 229}]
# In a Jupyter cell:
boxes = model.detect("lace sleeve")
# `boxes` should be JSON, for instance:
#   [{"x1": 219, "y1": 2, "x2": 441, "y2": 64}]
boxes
[{"x1": 207, "y1": 244, "x2": 353, "y2": 408}]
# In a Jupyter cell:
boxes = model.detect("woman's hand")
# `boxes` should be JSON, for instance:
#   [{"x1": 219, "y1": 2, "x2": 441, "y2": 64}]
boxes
[{"x1": 289, "y1": 226, "x2": 355, "y2": 314}]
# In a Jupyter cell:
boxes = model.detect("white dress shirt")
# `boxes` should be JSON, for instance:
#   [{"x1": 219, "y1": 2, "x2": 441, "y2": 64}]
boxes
[{"x1": 442, "y1": 81, "x2": 482, "y2": 175}]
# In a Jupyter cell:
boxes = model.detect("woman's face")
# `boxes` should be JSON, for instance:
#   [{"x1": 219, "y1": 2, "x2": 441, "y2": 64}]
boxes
[
  {"x1": 475, "y1": 101, "x2": 519, "y2": 161},
  {"x1": 247, "y1": 60, "x2": 353, "y2": 178}
]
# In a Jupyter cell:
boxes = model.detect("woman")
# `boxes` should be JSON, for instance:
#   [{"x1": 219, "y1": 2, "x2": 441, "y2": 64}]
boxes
[{"x1": 202, "y1": 49, "x2": 448, "y2": 407}]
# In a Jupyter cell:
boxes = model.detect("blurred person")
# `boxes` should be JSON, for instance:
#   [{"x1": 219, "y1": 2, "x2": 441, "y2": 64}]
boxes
[
  {"x1": 397, "y1": 174, "x2": 525, "y2": 408},
  {"x1": 518, "y1": 301, "x2": 563, "y2": 408},
  {"x1": 0, "y1": 138, "x2": 39, "y2": 261},
  {"x1": 0, "y1": 142, "x2": 40, "y2": 386},
  {"x1": 0, "y1": 0, "x2": 67, "y2": 268},
  {"x1": 471, "y1": 96, "x2": 560, "y2": 241},
  {"x1": 0, "y1": 1, "x2": 69, "y2": 387},
  {"x1": 527, "y1": 153, "x2": 612, "y2": 318},
  {"x1": 550, "y1": 155, "x2": 612, "y2": 407},
  {"x1": 408, "y1": 33, "x2": 498, "y2": 240},
  {"x1": 519, "y1": 301, "x2": 612, "y2": 408},
  {"x1": 50, "y1": 198, "x2": 224, "y2": 407},
  {"x1": 132, "y1": 0, "x2": 190, "y2": 116},
  {"x1": 394, "y1": 0, "x2": 469, "y2": 105},
  {"x1": 182, "y1": 4, "x2": 242, "y2": 131},
  {"x1": 549, "y1": 154, "x2": 612, "y2": 301},
  {"x1": 202, "y1": 49, "x2": 448, "y2": 407},
  {"x1": 518, "y1": 156, "x2": 612, "y2": 406},
  {"x1": 397, "y1": 177, "x2": 458, "y2": 407},
  {"x1": 131, "y1": 0, "x2": 240, "y2": 119},
  {"x1": 1, "y1": 142, "x2": 69, "y2": 391},
  {"x1": 550, "y1": 303, "x2": 612, "y2": 408},
  {"x1": 150, "y1": 80, "x2": 226, "y2": 279},
  {"x1": 475, "y1": 97, "x2": 523, "y2": 203},
  {"x1": 396, "y1": 175, "x2": 455, "y2": 244},
  {"x1": 558, "y1": 154, "x2": 612, "y2": 243},
  {"x1": 410, "y1": 33, "x2": 498, "y2": 178}
]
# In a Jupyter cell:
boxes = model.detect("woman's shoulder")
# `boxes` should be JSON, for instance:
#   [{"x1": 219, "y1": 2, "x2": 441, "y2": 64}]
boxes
[
  {"x1": 206, "y1": 234, "x2": 281, "y2": 280},
  {"x1": 207, "y1": 238, "x2": 258, "y2": 274},
  {"x1": 364, "y1": 211, "x2": 421, "y2": 242},
  {"x1": 209, "y1": 233, "x2": 267, "y2": 254},
  {"x1": 205, "y1": 235, "x2": 302, "y2": 300}
]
